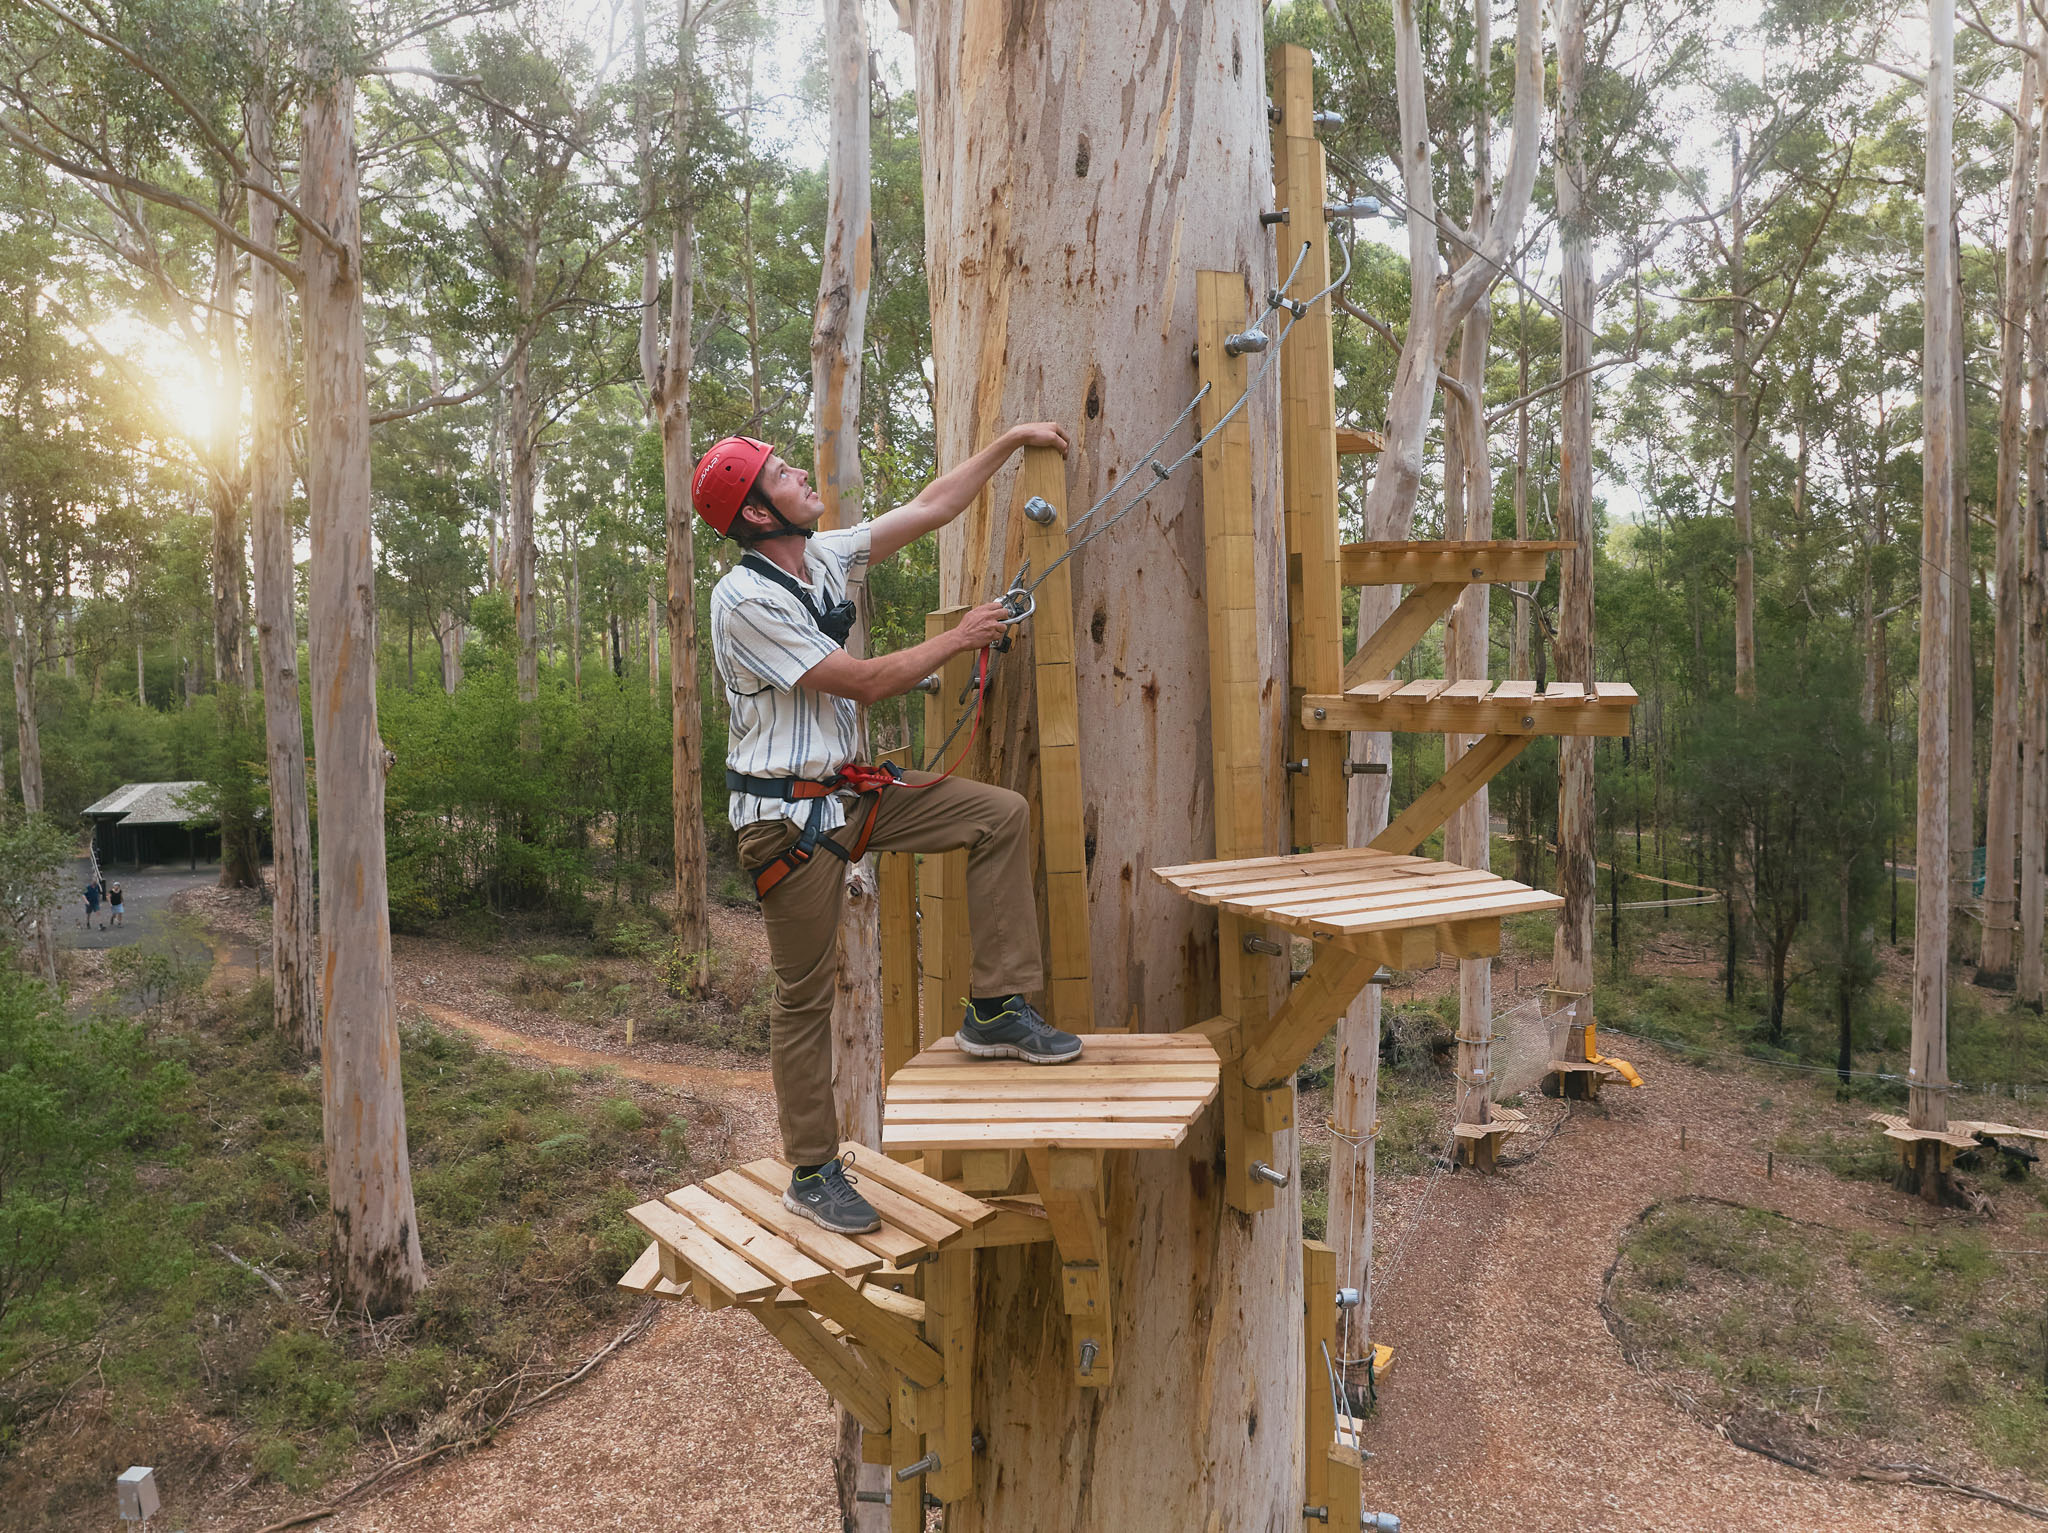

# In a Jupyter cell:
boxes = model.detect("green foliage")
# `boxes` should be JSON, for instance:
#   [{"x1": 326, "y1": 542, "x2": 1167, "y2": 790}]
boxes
[
  {"x1": 1613, "y1": 1200, "x2": 2048, "y2": 1483},
  {"x1": 0, "y1": 972, "x2": 179, "y2": 1335},
  {"x1": 381, "y1": 655, "x2": 672, "y2": 925}
]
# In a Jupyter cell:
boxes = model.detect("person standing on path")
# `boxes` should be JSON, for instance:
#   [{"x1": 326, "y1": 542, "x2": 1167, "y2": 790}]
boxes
[
  {"x1": 82, "y1": 880, "x2": 101, "y2": 930},
  {"x1": 696, "y1": 425, "x2": 1084, "y2": 1237},
  {"x1": 107, "y1": 881, "x2": 124, "y2": 928}
]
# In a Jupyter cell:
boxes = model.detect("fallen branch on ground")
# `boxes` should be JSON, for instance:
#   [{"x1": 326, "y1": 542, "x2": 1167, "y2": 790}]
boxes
[{"x1": 242, "y1": 1301, "x2": 661, "y2": 1533}]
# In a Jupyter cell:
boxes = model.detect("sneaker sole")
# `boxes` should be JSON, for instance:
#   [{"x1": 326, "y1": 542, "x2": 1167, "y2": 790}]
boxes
[
  {"x1": 782, "y1": 1189, "x2": 881, "y2": 1236},
  {"x1": 953, "y1": 1028, "x2": 1084, "y2": 1065}
]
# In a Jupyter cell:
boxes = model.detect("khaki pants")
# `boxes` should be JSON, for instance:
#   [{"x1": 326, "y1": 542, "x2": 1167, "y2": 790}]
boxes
[{"x1": 737, "y1": 772, "x2": 1042, "y2": 1165}]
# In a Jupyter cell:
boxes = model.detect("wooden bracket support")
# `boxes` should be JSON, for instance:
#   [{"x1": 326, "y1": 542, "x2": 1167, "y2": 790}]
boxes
[
  {"x1": 1303, "y1": 1239, "x2": 1337, "y2": 1507},
  {"x1": 1026, "y1": 1148, "x2": 1114, "y2": 1386},
  {"x1": 921, "y1": 1247, "x2": 977, "y2": 1502},
  {"x1": 1368, "y1": 733, "x2": 1532, "y2": 858},
  {"x1": 1241, "y1": 942, "x2": 1385, "y2": 1090},
  {"x1": 1343, "y1": 581, "x2": 1463, "y2": 688}
]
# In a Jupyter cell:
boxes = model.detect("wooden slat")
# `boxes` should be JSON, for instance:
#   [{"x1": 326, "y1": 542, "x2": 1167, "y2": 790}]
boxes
[
  {"x1": 733, "y1": 1160, "x2": 928, "y2": 1265},
  {"x1": 667, "y1": 1185, "x2": 831, "y2": 1289},
  {"x1": 890, "y1": 1077, "x2": 1220, "y2": 1102},
  {"x1": 883, "y1": 1121, "x2": 1191, "y2": 1151},
  {"x1": 763, "y1": 1157, "x2": 962, "y2": 1249},
  {"x1": 625, "y1": 1199, "x2": 777, "y2": 1302},
  {"x1": 918, "y1": 1035, "x2": 1217, "y2": 1060},
  {"x1": 890, "y1": 1063, "x2": 1220, "y2": 1085},
  {"x1": 1313, "y1": 886, "x2": 1559, "y2": 936},
  {"x1": 1334, "y1": 426, "x2": 1386, "y2": 455},
  {"x1": 704, "y1": 1170, "x2": 883, "y2": 1278},
  {"x1": 1151, "y1": 847, "x2": 1428, "y2": 881},
  {"x1": 1304, "y1": 1239, "x2": 1336, "y2": 1508},
  {"x1": 840, "y1": 1142, "x2": 999, "y2": 1230},
  {"x1": 885, "y1": 1098, "x2": 1211, "y2": 1123},
  {"x1": 1181, "y1": 864, "x2": 1500, "y2": 908}
]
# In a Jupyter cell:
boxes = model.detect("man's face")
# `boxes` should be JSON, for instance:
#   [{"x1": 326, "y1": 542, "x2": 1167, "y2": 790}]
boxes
[{"x1": 743, "y1": 453, "x2": 826, "y2": 535}]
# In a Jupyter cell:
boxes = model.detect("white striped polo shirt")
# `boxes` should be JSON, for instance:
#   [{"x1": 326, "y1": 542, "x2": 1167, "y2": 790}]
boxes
[{"x1": 710, "y1": 526, "x2": 871, "y2": 831}]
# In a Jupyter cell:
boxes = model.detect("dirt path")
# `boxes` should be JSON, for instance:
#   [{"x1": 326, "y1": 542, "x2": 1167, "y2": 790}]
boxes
[
  {"x1": 1358, "y1": 1042, "x2": 2039, "y2": 1533},
  {"x1": 321, "y1": 1303, "x2": 839, "y2": 1533},
  {"x1": 413, "y1": 1001, "x2": 773, "y2": 1095}
]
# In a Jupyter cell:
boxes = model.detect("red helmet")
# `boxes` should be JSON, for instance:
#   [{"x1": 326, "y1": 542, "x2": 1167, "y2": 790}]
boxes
[{"x1": 691, "y1": 436, "x2": 775, "y2": 536}]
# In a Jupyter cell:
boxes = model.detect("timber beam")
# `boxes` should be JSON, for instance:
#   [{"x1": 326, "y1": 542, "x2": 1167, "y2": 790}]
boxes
[{"x1": 1026, "y1": 1148, "x2": 1115, "y2": 1387}]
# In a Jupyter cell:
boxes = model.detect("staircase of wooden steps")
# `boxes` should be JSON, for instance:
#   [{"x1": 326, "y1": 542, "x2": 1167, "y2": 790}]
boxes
[{"x1": 1305, "y1": 677, "x2": 1638, "y2": 736}]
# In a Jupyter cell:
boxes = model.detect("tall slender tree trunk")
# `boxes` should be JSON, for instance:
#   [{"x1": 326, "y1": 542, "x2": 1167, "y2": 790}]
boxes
[
  {"x1": 916, "y1": 6, "x2": 1298, "y2": 1520},
  {"x1": 637, "y1": 0, "x2": 709, "y2": 955},
  {"x1": 1951, "y1": 222, "x2": 1977, "y2": 962},
  {"x1": 1553, "y1": 0, "x2": 1598, "y2": 1049},
  {"x1": 646, "y1": 562, "x2": 661, "y2": 699},
  {"x1": 1983, "y1": 30, "x2": 2035, "y2": 983},
  {"x1": 1730, "y1": 133, "x2": 1757, "y2": 703},
  {"x1": 0, "y1": 551, "x2": 41, "y2": 815},
  {"x1": 302, "y1": 69, "x2": 426, "y2": 1310},
  {"x1": 205, "y1": 223, "x2": 262, "y2": 891},
  {"x1": 248, "y1": 86, "x2": 319, "y2": 1055},
  {"x1": 1911, "y1": 3, "x2": 1957, "y2": 1188},
  {"x1": 511, "y1": 240, "x2": 541, "y2": 707},
  {"x1": 1445, "y1": 9, "x2": 1495, "y2": 1140},
  {"x1": 437, "y1": 611, "x2": 463, "y2": 694},
  {"x1": 812, "y1": 2, "x2": 881, "y2": 1523},
  {"x1": 2022, "y1": 104, "x2": 2048, "y2": 1009}
]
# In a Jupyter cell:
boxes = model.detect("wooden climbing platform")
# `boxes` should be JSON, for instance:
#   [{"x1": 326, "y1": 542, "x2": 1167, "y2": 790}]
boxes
[
  {"x1": 1152, "y1": 847, "x2": 1561, "y2": 953},
  {"x1": 1867, "y1": 1112, "x2": 1980, "y2": 1152},
  {"x1": 1303, "y1": 678, "x2": 1638, "y2": 737},
  {"x1": 882, "y1": 1034, "x2": 1222, "y2": 1153},
  {"x1": 625, "y1": 1145, "x2": 998, "y2": 1298}
]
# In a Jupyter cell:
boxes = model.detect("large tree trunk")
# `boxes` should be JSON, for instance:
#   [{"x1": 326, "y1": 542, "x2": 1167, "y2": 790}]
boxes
[
  {"x1": 637, "y1": 0, "x2": 708, "y2": 955},
  {"x1": 0, "y1": 550, "x2": 40, "y2": 815},
  {"x1": 248, "y1": 87, "x2": 321, "y2": 1056},
  {"x1": 915, "y1": 6, "x2": 1298, "y2": 1521},
  {"x1": 1911, "y1": 3, "x2": 1956, "y2": 1182},
  {"x1": 812, "y1": 2, "x2": 882, "y2": 1524},
  {"x1": 205, "y1": 224, "x2": 262, "y2": 891},
  {"x1": 1552, "y1": 0, "x2": 1598, "y2": 1042},
  {"x1": 1982, "y1": 25, "x2": 2036, "y2": 983},
  {"x1": 302, "y1": 71, "x2": 427, "y2": 1311}
]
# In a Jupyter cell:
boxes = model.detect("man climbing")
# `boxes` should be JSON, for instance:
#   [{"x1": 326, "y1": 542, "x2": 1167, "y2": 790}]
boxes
[{"x1": 696, "y1": 425, "x2": 1085, "y2": 1236}]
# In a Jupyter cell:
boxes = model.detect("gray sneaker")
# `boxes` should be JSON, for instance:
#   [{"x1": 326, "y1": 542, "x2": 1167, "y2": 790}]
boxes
[
  {"x1": 956, "y1": 997, "x2": 1084, "y2": 1064},
  {"x1": 784, "y1": 1153, "x2": 881, "y2": 1235}
]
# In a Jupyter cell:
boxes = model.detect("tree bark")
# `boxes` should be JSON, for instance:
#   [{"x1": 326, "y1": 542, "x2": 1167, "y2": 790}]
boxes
[
  {"x1": 637, "y1": 0, "x2": 709, "y2": 954},
  {"x1": 1445, "y1": 5, "x2": 1495, "y2": 1139},
  {"x1": 1912, "y1": 2, "x2": 1956, "y2": 1162},
  {"x1": 248, "y1": 85, "x2": 321, "y2": 1056},
  {"x1": 2023, "y1": 96, "x2": 2048, "y2": 1009},
  {"x1": 1730, "y1": 130, "x2": 1757, "y2": 702},
  {"x1": 511, "y1": 237, "x2": 541, "y2": 707},
  {"x1": 0, "y1": 548, "x2": 41, "y2": 815},
  {"x1": 812, "y1": 2, "x2": 882, "y2": 1522},
  {"x1": 916, "y1": 5, "x2": 1297, "y2": 1520},
  {"x1": 302, "y1": 70, "x2": 427, "y2": 1311},
  {"x1": 1982, "y1": 24, "x2": 2035, "y2": 982},
  {"x1": 1950, "y1": 220, "x2": 1977, "y2": 962},
  {"x1": 1553, "y1": 0, "x2": 1598, "y2": 1042}
]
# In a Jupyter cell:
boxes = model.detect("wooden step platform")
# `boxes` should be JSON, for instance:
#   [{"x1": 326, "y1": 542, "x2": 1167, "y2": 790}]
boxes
[
  {"x1": 1304, "y1": 678, "x2": 1637, "y2": 737},
  {"x1": 1867, "y1": 1112, "x2": 1981, "y2": 1151},
  {"x1": 1340, "y1": 538, "x2": 1568, "y2": 587},
  {"x1": 883, "y1": 1034, "x2": 1222, "y2": 1153},
  {"x1": 1152, "y1": 847, "x2": 1561, "y2": 956},
  {"x1": 626, "y1": 1145, "x2": 999, "y2": 1300}
]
